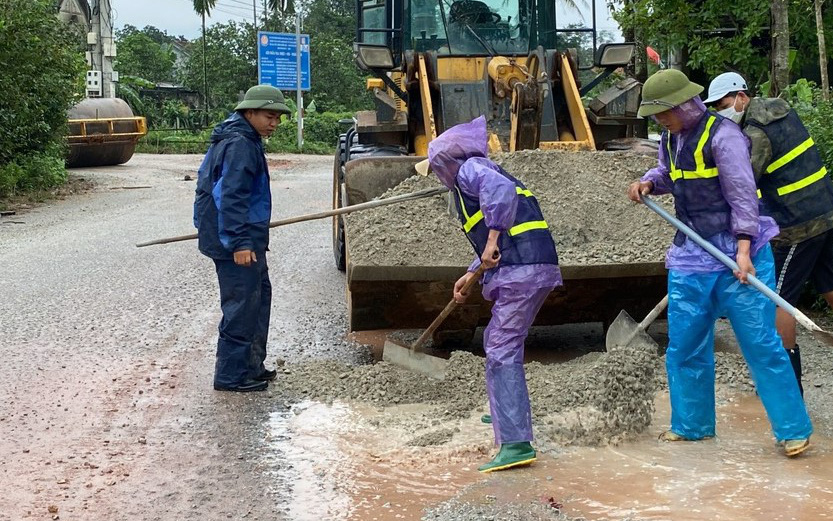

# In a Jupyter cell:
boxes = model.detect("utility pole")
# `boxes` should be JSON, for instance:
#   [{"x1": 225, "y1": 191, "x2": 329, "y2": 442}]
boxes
[
  {"x1": 296, "y1": 11, "x2": 303, "y2": 148},
  {"x1": 202, "y1": 11, "x2": 209, "y2": 126},
  {"x1": 88, "y1": 0, "x2": 116, "y2": 98}
]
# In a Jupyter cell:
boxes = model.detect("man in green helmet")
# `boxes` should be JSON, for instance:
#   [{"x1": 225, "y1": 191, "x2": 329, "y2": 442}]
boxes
[
  {"x1": 627, "y1": 69, "x2": 811, "y2": 457},
  {"x1": 194, "y1": 85, "x2": 290, "y2": 392}
]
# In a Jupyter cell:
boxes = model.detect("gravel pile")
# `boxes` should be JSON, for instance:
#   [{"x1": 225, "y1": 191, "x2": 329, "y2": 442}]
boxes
[
  {"x1": 345, "y1": 149, "x2": 674, "y2": 267},
  {"x1": 280, "y1": 344, "x2": 663, "y2": 446},
  {"x1": 278, "y1": 339, "x2": 763, "y2": 448}
]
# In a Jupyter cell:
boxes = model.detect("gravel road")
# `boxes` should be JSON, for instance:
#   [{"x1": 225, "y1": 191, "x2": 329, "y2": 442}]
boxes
[
  {"x1": 4, "y1": 152, "x2": 833, "y2": 521},
  {"x1": 0, "y1": 153, "x2": 362, "y2": 520}
]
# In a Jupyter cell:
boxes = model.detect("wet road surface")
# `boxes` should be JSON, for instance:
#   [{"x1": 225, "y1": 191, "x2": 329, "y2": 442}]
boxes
[{"x1": 3, "y1": 153, "x2": 833, "y2": 520}]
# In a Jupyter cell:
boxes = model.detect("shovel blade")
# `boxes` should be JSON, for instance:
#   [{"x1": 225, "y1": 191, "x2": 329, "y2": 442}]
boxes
[
  {"x1": 811, "y1": 329, "x2": 833, "y2": 349},
  {"x1": 382, "y1": 336, "x2": 448, "y2": 380},
  {"x1": 605, "y1": 309, "x2": 658, "y2": 352}
]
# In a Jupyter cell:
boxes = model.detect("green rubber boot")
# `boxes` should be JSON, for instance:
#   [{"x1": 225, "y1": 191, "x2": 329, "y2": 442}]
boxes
[
  {"x1": 481, "y1": 414, "x2": 492, "y2": 424},
  {"x1": 478, "y1": 442, "x2": 536, "y2": 473}
]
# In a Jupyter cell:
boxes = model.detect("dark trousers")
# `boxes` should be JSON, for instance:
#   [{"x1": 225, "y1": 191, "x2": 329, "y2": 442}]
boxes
[{"x1": 213, "y1": 255, "x2": 271, "y2": 387}]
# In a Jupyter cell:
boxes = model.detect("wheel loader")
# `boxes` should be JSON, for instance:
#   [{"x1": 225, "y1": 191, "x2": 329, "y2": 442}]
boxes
[{"x1": 334, "y1": 0, "x2": 666, "y2": 335}]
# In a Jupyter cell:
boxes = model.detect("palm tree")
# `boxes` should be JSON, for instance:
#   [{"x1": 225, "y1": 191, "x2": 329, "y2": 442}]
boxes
[{"x1": 192, "y1": 0, "x2": 217, "y2": 125}]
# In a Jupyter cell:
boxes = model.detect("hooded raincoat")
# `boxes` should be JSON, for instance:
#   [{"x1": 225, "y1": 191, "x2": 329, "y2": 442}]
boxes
[
  {"x1": 194, "y1": 112, "x2": 273, "y2": 388},
  {"x1": 641, "y1": 99, "x2": 811, "y2": 442},
  {"x1": 428, "y1": 116, "x2": 562, "y2": 444}
]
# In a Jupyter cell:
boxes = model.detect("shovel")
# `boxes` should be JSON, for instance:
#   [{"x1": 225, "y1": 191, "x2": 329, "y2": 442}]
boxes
[
  {"x1": 641, "y1": 194, "x2": 833, "y2": 346},
  {"x1": 382, "y1": 263, "x2": 488, "y2": 379},
  {"x1": 605, "y1": 295, "x2": 668, "y2": 352}
]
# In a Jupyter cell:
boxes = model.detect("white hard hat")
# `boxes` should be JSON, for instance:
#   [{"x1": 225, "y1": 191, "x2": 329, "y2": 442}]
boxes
[{"x1": 704, "y1": 72, "x2": 748, "y2": 104}]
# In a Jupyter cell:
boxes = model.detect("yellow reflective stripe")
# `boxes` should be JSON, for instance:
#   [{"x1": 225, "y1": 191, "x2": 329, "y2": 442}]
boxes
[
  {"x1": 694, "y1": 116, "x2": 716, "y2": 172},
  {"x1": 455, "y1": 187, "x2": 483, "y2": 232},
  {"x1": 516, "y1": 186, "x2": 533, "y2": 197},
  {"x1": 669, "y1": 117, "x2": 718, "y2": 183},
  {"x1": 682, "y1": 168, "x2": 719, "y2": 179},
  {"x1": 666, "y1": 136, "x2": 675, "y2": 171},
  {"x1": 458, "y1": 185, "x2": 541, "y2": 235},
  {"x1": 767, "y1": 137, "x2": 815, "y2": 174},
  {"x1": 462, "y1": 210, "x2": 484, "y2": 233},
  {"x1": 455, "y1": 187, "x2": 469, "y2": 220},
  {"x1": 776, "y1": 167, "x2": 828, "y2": 196},
  {"x1": 508, "y1": 220, "x2": 548, "y2": 236},
  {"x1": 757, "y1": 189, "x2": 762, "y2": 199},
  {"x1": 671, "y1": 168, "x2": 718, "y2": 180}
]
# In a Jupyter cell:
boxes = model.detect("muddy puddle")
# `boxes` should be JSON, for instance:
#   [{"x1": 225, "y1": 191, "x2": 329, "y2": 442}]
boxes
[
  {"x1": 263, "y1": 393, "x2": 833, "y2": 520},
  {"x1": 265, "y1": 401, "x2": 490, "y2": 520}
]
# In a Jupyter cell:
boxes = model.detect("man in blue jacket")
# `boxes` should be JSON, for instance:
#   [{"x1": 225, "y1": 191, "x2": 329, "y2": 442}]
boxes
[{"x1": 194, "y1": 85, "x2": 289, "y2": 392}]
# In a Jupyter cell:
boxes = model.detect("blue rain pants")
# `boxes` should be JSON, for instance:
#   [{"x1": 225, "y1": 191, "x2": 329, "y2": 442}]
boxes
[
  {"x1": 666, "y1": 244, "x2": 812, "y2": 442},
  {"x1": 484, "y1": 285, "x2": 552, "y2": 445},
  {"x1": 213, "y1": 254, "x2": 271, "y2": 387}
]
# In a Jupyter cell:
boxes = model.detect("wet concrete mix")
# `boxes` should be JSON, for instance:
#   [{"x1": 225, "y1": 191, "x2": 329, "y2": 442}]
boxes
[{"x1": 286, "y1": 151, "x2": 761, "y2": 447}]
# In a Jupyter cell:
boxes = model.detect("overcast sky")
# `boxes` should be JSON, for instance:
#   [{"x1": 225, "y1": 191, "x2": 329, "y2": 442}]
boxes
[
  {"x1": 110, "y1": 0, "x2": 619, "y2": 41},
  {"x1": 110, "y1": 0, "x2": 264, "y2": 39}
]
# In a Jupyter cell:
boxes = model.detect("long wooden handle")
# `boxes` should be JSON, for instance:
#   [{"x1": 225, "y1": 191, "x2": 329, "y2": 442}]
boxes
[
  {"x1": 135, "y1": 185, "x2": 449, "y2": 248},
  {"x1": 411, "y1": 263, "x2": 487, "y2": 351}
]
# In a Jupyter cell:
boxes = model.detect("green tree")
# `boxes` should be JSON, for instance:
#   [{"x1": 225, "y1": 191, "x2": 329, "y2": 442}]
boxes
[
  {"x1": 265, "y1": 0, "x2": 371, "y2": 112},
  {"x1": 181, "y1": 20, "x2": 258, "y2": 113},
  {"x1": 309, "y1": 34, "x2": 372, "y2": 112},
  {"x1": 0, "y1": 0, "x2": 85, "y2": 197},
  {"x1": 114, "y1": 31, "x2": 176, "y2": 83},
  {"x1": 609, "y1": 0, "x2": 771, "y2": 81}
]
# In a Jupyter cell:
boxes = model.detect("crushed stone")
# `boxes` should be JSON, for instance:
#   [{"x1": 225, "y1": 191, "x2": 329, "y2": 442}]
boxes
[
  {"x1": 345, "y1": 149, "x2": 673, "y2": 267},
  {"x1": 408, "y1": 428, "x2": 459, "y2": 447},
  {"x1": 280, "y1": 345, "x2": 662, "y2": 446},
  {"x1": 422, "y1": 496, "x2": 575, "y2": 521},
  {"x1": 279, "y1": 339, "x2": 762, "y2": 448}
]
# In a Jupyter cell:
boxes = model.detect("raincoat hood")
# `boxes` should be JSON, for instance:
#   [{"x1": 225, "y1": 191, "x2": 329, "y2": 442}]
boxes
[
  {"x1": 668, "y1": 97, "x2": 708, "y2": 134},
  {"x1": 211, "y1": 112, "x2": 260, "y2": 144},
  {"x1": 428, "y1": 116, "x2": 489, "y2": 188}
]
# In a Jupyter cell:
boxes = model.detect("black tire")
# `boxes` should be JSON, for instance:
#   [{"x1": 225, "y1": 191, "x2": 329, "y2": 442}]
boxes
[{"x1": 332, "y1": 135, "x2": 347, "y2": 271}]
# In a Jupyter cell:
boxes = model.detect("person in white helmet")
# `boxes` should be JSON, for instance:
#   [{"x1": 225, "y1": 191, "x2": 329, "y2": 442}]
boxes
[{"x1": 706, "y1": 71, "x2": 833, "y2": 396}]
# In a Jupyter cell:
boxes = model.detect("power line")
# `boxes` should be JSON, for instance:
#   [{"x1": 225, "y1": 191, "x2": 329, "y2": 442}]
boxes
[
  {"x1": 212, "y1": 5, "x2": 256, "y2": 19},
  {"x1": 213, "y1": 3, "x2": 253, "y2": 15},
  {"x1": 224, "y1": 0, "x2": 266, "y2": 12}
]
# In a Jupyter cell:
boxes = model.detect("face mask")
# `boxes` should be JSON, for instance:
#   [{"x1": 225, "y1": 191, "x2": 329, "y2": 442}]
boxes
[{"x1": 717, "y1": 98, "x2": 744, "y2": 124}]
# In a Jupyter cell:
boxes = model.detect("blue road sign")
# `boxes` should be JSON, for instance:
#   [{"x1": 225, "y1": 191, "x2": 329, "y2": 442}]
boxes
[{"x1": 257, "y1": 31, "x2": 311, "y2": 91}]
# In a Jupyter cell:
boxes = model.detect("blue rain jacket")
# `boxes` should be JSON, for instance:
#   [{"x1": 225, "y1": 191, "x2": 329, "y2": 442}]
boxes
[{"x1": 193, "y1": 112, "x2": 272, "y2": 259}]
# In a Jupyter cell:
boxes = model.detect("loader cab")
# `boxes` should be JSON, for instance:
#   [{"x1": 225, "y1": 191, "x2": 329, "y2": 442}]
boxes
[
  {"x1": 352, "y1": 0, "x2": 638, "y2": 152},
  {"x1": 356, "y1": 0, "x2": 568, "y2": 59}
]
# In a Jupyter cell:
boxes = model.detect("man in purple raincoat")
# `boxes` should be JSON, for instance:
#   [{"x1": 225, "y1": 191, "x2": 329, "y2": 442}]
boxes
[
  {"x1": 416, "y1": 116, "x2": 562, "y2": 472},
  {"x1": 628, "y1": 69, "x2": 811, "y2": 457}
]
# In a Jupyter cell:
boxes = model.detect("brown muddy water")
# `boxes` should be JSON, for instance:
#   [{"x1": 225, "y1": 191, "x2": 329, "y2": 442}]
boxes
[{"x1": 264, "y1": 393, "x2": 833, "y2": 521}]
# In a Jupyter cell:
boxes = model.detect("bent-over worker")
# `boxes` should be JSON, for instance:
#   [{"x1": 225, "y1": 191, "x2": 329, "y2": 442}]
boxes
[{"x1": 416, "y1": 115, "x2": 562, "y2": 472}]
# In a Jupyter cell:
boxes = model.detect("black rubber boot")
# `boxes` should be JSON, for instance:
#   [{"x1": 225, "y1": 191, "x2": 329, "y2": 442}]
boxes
[{"x1": 788, "y1": 346, "x2": 803, "y2": 397}]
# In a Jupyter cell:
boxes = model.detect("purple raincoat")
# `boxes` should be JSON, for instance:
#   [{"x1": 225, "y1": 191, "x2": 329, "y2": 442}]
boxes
[
  {"x1": 428, "y1": 116, "x2": 561, "y2": 445},
  {"x1": 641, "y1": 98, "x2": 779, "y2": 272}
]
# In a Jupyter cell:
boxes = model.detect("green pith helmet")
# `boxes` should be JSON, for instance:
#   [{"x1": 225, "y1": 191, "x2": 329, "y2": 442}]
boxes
[
  {"x1": 234, "y1": 85, "x2": 291, "y2": 114},
  {"x1": 638, "y1": 69, "x2": 704, "y2": 117}
]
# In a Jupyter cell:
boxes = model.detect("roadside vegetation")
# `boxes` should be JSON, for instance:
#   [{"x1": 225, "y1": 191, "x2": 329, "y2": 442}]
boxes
[
  {"x1": 2, "y1": 0, "x2": 833, "y2": 206},
  {"x1": 0, "y1": 0, "x2": 84, "y2": 202}
]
